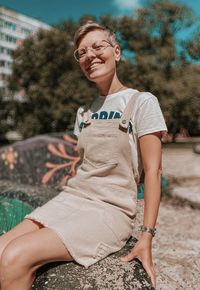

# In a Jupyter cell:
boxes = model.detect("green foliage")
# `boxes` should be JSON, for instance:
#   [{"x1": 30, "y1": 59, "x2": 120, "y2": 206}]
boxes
[
  {"x1": 9, "y1": 28, "x2": 97, "y2": 138},
  {"x1": 0, "y1": 89, "x2": 14, "y2": 136},
  {"x1": 185, "y1": 31, "x2": 200, "y2": 60},
  {"x1": 0, "y1": 96, "x2": 6, "y2": 136},
  {"x1": 165, "y1": 64, "x2": 200, "y2": 136},
  {"x1": 117, "y1": 0, "x2": 200, "y2": 135}
]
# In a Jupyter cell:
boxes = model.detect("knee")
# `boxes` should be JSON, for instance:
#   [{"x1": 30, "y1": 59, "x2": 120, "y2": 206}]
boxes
[{"x1": 0, "y1": 242, "x2": 26, "y2": 275}]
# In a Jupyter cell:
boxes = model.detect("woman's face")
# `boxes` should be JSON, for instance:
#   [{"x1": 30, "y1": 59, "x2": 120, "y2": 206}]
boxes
[{"x1": 77, "y1": 30, "x2": 120, "y2": 83}]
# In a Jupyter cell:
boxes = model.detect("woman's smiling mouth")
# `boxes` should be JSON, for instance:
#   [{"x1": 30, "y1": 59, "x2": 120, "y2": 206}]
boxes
[{"x1": 87, "y1": 61, "x2": 104, "y2": 71}]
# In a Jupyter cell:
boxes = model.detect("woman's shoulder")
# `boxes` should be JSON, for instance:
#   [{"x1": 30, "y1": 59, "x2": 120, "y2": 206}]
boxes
[
  {"x1": 124, "y1": 88, "x2": 158, "y2": 107},
  {"x1": 123, "y1": 87, "x2": 155, "y2": 97},
  {"x1": 136, "y1": 90, "x2": 157, "y2": 103}
]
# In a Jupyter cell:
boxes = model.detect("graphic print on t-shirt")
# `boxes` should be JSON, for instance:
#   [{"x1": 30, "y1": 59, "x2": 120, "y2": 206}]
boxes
[{"x1": 80, "y1": 111, "x2": 133, "y2": 133}]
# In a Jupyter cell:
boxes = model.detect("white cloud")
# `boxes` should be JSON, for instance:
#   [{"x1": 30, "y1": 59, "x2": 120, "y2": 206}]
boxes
[{"x1": 114, "y1": 0, "x2": 141, "y2": 10}]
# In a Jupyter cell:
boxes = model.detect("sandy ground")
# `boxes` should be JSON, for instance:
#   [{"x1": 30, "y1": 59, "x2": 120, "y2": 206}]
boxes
[
  {"x1": 152, "y1": 147, "x2": 200, "y2": 290},
  {"x1": 162, "y1": 147, "x2": 200, "y2": 179},
  {"x1": 155, "y1": 203, "x2": 200, "y2": 290}
]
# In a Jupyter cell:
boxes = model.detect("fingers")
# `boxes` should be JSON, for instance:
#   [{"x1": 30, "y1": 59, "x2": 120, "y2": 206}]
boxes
[
  {"x1": 120, "y1": 250, "x2": 137, "y2": 262},
  {"x1": 120, "y1": 252, "x2": 156, "y2": 288},
  {"x1": 143, "y1": 262, "x2": 156, "y2": 288}
]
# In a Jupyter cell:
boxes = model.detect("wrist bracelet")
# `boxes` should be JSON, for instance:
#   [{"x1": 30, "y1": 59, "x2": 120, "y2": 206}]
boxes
[{"x1": 140, "y1": 225, "x2": 156, "y2": 237}]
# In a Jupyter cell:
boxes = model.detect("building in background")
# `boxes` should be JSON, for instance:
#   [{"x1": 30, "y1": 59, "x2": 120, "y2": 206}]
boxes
[{"x1": 0, "y1": 6, "x2": 51, "y2": 89}]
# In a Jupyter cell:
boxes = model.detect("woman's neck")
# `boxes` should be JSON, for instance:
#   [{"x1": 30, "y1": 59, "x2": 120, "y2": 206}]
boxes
[{"x1": 96, "y1": 77, "x2": 126, "y2": 96}]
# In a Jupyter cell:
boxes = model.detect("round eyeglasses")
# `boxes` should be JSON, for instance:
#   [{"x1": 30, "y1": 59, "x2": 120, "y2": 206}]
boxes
[{"x1": 74, "y1": 40, "x2": 113, "y2": 62}]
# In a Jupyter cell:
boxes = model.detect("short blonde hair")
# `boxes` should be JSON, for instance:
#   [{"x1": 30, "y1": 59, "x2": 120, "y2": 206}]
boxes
[{"x1": 74, "y1": 21, "x2": 118, "y2": 48}]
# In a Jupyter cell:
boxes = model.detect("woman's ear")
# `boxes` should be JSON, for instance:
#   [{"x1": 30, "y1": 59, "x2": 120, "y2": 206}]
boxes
[{"x1": 114, "y1": 44, "x2": 121, "y2": 62}]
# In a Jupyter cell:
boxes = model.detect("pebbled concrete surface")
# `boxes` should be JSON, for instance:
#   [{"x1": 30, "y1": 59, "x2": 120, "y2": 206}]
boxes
[{"x1": 31, "y1": 237, "x2": 154, "y2": 290}]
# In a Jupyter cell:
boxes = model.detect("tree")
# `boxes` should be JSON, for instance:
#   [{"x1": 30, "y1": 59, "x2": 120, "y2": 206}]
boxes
[
  {"x1": 0, "y1": 90, "x2": 7, "y2": 136},
  {"x1": 9, "y1": 27, "x2": 97, "y2": 138},
  {"x1": 185, "y1": 31, "x2": 200, "y2": 60},
  {"x1": 0, "y1": 89, "x2": 14, "y2": 137},
  {"x1": 117, "y1": 0, "x2": 199, "y2": 136}
]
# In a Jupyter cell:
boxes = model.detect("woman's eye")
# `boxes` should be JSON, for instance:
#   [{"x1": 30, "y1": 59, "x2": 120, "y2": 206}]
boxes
[
  {"x1": 94, "y1": 45, "x2": 103, "y2": 50},
  {"x1": 79, "y1": 49, "x2": 86, "y2": 56}
]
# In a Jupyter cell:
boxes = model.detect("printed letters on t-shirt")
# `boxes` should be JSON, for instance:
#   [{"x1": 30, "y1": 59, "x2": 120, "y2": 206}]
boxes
[{"x1": 80, "y1": 111, "x2": 132, "y2": 133}]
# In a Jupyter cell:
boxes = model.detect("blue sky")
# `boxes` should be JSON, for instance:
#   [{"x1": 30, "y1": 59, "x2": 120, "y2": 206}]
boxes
[
  {"x1": 0, "y1": 0, "x2": 199, "y2": 39},
  {"x1": 0, "y1": 0, "x2": 199, "y2": 24}
]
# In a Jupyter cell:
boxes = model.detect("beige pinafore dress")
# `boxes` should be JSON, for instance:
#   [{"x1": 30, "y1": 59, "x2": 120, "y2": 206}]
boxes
[{"x1": 25, "y1": 92, "x2": 141, "y2": 268}]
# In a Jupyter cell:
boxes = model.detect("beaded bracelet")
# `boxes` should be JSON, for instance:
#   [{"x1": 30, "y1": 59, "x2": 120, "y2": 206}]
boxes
[{"x1": 140, "y1": 225, "x2": 156, "y2": 237}]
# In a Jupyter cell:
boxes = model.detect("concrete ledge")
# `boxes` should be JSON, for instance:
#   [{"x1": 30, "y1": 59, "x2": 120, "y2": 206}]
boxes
[{"x1": 32, "y1": 237, "x2": 154, "y2": 290}]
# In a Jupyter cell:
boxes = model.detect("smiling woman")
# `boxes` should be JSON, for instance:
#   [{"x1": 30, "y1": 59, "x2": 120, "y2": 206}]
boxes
[{"x1": 0, "y1": 21, "x2": 168, "y2": 289}]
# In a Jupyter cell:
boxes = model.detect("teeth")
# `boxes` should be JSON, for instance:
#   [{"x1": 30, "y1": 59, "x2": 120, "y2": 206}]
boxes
[{"x1": 89, "y1": 63, "x2": 102, "y2": 69}]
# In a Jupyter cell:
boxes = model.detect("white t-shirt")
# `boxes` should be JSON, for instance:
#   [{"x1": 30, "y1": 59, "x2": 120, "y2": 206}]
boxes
[{"x1": 73, "y1": 88, "x2": 168, "y2": 182}]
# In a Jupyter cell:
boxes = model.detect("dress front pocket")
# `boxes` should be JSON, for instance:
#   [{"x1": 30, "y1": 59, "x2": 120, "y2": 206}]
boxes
[{"x1": 84, "y1": 132, "x2": 118, "y2": 168}]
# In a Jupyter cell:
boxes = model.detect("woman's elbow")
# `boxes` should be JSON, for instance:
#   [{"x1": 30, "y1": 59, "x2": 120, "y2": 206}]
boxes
[{"x1": 144, "y1": 167, "x2": 162, "y2": 176}]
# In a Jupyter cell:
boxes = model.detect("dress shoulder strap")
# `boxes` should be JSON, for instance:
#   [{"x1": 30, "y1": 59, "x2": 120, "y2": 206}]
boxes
[
  {"x1": 82, "y1": 101, "x2": 93, "y2": 124},
  {"x1": 119, "y1": 91, "x2": 142, "y2": 129}
]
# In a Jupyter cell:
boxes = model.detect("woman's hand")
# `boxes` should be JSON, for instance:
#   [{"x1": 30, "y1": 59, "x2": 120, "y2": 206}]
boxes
[{"x1": 120, "y1": 233, "x2": 156, "y2": 288}]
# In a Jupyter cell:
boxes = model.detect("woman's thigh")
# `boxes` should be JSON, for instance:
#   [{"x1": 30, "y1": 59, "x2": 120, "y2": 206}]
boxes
[
  {"x1": 0, "y1": 219, "x2": 42, "y2": 258},
  {"x1": 2, "y1": 227, "x2": 73, "y2": 270}
]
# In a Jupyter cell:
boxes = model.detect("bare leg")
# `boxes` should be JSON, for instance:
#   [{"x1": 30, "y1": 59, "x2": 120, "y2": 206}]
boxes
[
  {"x1": 0, "y1": 219, "x2": 43, "y2": 259},
  {"x1": 0, "y1": 227, "x2": 74, "y2": 290}
]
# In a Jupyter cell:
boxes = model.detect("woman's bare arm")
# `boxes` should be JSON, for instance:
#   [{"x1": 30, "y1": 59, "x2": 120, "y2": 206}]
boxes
[
  {"x1": 139, "y1": 131, "x2": 162, "y2": 230},
  {"x1": 121, "y1": 131, "x2": 163, "y2": 288}
]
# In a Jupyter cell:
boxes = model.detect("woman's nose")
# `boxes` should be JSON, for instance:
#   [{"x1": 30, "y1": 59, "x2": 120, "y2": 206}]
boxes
[{"x1": 86, "y1": 48, "x2": 96, "y2": 59}]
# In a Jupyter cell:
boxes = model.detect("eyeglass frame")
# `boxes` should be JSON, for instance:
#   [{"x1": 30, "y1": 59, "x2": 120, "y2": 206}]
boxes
[{"x1": 73, "y1": 40, "x2": 114, "y2": 62}]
